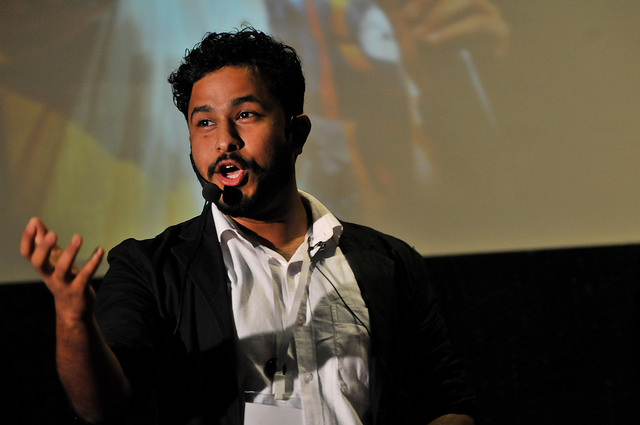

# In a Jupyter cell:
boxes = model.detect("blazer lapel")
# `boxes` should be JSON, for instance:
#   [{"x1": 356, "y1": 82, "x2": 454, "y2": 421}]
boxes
[
  {"x1": 340, "y1": 224, "x2": 397, "y2": 355},
  {"x1": 170, "y1": 209, "x2": 243, "y2": 424},
  {"x1": 171, "y1": 210, "x2": 236, "y2": 340},
  {"x1": 340, "y1": 225, "x2": 398, "y2": 425}
]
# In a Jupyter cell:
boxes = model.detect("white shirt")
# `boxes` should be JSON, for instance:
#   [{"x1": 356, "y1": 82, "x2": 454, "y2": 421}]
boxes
[{"x1": 212, "y1": 191, "x2": 370, "y2": 425}]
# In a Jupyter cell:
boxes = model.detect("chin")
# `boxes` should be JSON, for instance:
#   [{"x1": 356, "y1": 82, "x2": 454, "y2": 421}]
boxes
[
  {"x1": 215, "y1": 183, "x2": 286, "y2": 220},
  {"x1": 214, "y1": 187, "x2": 260, "y2": 219}
]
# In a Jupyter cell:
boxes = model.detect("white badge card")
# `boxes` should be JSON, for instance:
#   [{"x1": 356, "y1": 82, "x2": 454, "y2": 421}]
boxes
[{"x1": 244, "y1": 401, "x2": 303, "y2": 425}]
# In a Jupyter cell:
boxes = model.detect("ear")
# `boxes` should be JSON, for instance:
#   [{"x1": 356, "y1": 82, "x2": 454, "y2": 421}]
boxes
[{"x1": 289, "y1": 114, "x2": 311, "y2": 155}]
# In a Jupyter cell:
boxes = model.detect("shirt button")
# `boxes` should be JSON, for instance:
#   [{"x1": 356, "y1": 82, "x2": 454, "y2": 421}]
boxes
[{"x1": 303, "y1": 372, "x2": 313, "y2": 382}]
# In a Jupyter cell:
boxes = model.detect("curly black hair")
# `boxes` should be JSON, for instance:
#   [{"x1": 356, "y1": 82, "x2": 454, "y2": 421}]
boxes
[{"x1": 168, "y1": 27, "x2": 305, "y2": 121}]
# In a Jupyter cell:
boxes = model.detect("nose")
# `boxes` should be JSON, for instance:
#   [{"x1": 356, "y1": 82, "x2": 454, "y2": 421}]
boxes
[{"x1": 216, "y1": 118, "x2": 243, "y2": 152}]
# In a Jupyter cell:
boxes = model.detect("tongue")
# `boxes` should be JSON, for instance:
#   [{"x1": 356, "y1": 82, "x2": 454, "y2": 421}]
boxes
[
  {"x1": 219, "y1": 168, "x2": 245, "y2": 187},
  {"x1": 225, "y1": 169, "x2": 241, "y2": 179}
]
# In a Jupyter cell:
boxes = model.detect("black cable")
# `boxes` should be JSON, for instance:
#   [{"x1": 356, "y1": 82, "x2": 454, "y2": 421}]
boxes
[{"x1": 309, "y1": 244, "x2": 372, "y2": 338}]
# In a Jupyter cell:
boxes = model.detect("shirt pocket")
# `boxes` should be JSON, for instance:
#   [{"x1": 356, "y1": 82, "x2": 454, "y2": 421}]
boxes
[{"x1": 330, "y1": 303, "x2": 370, "y2": 403}]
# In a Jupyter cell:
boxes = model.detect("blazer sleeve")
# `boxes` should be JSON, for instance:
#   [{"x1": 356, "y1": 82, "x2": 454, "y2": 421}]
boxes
[
  {"x1": 95, "y1": 237, "x2": 180, "y2": 419},
  {"x1": 398, "y1": 243, "x2": 477, "y2": 420},
  {"x1": 94, "y1": 215, "x2": 242, "y2": 425},
  {"x1": 340, "y1": 222, "x2": 477, "y2": 424}
]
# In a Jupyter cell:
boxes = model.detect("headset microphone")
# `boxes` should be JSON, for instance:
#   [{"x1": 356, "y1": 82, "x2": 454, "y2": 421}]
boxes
[{"x1": 202, "y1": 182, "x2": 222, "y2": 203}]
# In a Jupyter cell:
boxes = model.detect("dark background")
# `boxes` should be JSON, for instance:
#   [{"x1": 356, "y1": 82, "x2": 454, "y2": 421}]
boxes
[{"x1": 2, "y1": 243, "x2": 639, "y2": 424}]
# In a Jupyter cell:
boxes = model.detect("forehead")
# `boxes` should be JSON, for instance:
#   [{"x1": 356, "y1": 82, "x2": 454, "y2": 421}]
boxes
[{"x1": 189, "y1": 66, "x2": 270, "y2": 106}]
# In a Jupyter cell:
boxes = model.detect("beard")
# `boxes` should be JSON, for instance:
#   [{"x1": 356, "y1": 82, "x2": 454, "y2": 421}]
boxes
[{"x1": 213, "y1": 148, "x2": 296, "y2": 220}]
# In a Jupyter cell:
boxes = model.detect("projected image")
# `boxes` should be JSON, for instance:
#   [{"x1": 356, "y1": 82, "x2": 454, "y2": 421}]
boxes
[
  {"x1": 3, "y1": 0, "x2": 639, "y2": 282},
  {"x1": 265, "y1": 0, "x2": 508, "y2": 222}
]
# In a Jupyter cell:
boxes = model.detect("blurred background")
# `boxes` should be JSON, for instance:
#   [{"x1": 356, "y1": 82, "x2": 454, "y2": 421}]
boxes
[{"x1": 2, "y1": 0, "x2": 639, "y2": 283}]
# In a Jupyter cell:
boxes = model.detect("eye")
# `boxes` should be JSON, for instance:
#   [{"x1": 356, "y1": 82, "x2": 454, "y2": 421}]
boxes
[
  {"x1": 197, "y1": 119, "x2": 212, "y2": 127},
  {"x1": 238, "y1": 111, "x2": 255, "y2": 119}
]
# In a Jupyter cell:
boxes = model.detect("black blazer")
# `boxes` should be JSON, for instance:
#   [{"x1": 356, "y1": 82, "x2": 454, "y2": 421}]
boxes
[{"x1": 96, "y1": 210, "x2": 475, "y2": 424}]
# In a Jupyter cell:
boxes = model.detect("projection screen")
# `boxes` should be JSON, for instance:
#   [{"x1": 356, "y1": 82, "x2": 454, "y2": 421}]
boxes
[{"x1": 2, "y1": 0, "x2": 639, "y2": 282}]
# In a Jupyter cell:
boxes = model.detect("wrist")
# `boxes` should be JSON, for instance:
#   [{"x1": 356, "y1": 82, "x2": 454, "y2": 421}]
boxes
[{"x1": 54, "y1": 309, "x2": 95, "y2": 334}]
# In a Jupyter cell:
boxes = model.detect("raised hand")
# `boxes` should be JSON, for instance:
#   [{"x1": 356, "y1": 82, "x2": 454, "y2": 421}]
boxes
[
  {"x1": 20, "y1": 217, "x2": 104, "y2": 322},
  {"x1": 19, "y1": 217, "x2": 131, "y2": 422},
  {"x1": 380, "y1": 0, "x2": 509, "y2": 63}
]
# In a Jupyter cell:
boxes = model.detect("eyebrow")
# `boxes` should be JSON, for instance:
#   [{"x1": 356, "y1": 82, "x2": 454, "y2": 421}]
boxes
[
  {"x1": 189, "y1": 95, "x2": 267, "y2": 123},
  {"x1": 190, "y1": 105, "x2": 212, "y2": 122},
  {"x1": 231, "y1": 94, "x2": 264, "y2": 107}
]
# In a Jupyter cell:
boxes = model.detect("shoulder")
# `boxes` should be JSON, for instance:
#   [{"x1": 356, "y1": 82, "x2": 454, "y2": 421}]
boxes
[
  {"x1": 104, "y1": 214, "x2": 214, "y2": 282},
  {"x1": 340, "y1": 220, "x2": 420, "y2": 259},
  {"x1": 108, "y1": 214, "x2": 205, "y2": 260},
  {"x1": 339, "y1": 220, "x2": 428, "y2": 289},
  {"x1": 98, "y1": 213, "x2": 216, "y2": 309}
]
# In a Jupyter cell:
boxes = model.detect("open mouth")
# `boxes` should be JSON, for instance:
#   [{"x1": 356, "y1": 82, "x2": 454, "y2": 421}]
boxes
[
  {"x1": 221, "y1": 164, "x2": 242, "y2": 179},
  {"x1": 216, "y1": 160, "x2": 247, "y2": 187}
]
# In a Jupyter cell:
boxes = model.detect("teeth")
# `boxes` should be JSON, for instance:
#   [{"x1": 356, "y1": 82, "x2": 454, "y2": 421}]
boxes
[{"x1": 222, "y1": 165, "x2": 240, "y2": 179}]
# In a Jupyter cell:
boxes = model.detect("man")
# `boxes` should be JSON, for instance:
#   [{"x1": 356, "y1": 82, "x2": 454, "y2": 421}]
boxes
[{"x1": 21, "y1": 28, "x2": 476, "y2": 424}]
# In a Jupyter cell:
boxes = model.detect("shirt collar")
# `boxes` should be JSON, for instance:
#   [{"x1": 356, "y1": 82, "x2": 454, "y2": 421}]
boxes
[
  {"x1": 301, "y1": 190, "x2": 342, "y2": 252},
  {"x1": 210, "y1": 190, "x2": 343, "y2": 251},
  {"x1": 211, "y1": 201, "x2": 243, "y2": 245}
]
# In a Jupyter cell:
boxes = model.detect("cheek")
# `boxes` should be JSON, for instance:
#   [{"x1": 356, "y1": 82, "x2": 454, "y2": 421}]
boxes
[
  {"x1": 190, "y1": 136, "x2": 215, "y2": 172},
  {"x1": 190, "y1": 134, "x2": 213, "y2": 156},
  {"x1": 257, "y1": 142, "x2": 287, "y2": 169}
]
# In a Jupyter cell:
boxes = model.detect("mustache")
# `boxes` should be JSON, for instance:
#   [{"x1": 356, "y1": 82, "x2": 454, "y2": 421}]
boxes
[{"x1": 207, "y1": 152, "x2": 256, "y2": 179}]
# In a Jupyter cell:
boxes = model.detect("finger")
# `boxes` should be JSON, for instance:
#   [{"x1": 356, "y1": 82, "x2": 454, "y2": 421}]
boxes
[
  {"x1": 51, "y1": 234, "x2": 83, "y2": 281},
  {"x1": 471, "y1": 0, "x2": 502, "y2": 15},
  {"x1": 19, "y1": 217, "x2": 47, "y2": 259},
  {"x1": 31, "y1": 217, "x2": 50, "y2": 245},
  {"x1": 20, "y1": 219, "x2": 37, "y2": 260},
  {"x1": 414, "y1": 0, "x2": 503, "y2": 35},
  {"x1": 420, "y1": 14, "x2": 508, "y2": 47},
  {"x1": 399, "y1": 0, "x2": 436, "y2": 21},
  {"x1": 30, "y1": 230, "x2": 59, "y2": 273},
  {"x1": 420, "y1": 0, "x2": 476, "y2": 32},
  {"x1": 72, "y1": 246, "x2": 104, "y2": 289}
]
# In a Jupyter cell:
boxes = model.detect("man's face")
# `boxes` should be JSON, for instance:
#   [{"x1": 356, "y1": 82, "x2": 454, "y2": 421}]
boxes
[{"x1": 188, "y1": 66, "x2": 300, "y2": 219}]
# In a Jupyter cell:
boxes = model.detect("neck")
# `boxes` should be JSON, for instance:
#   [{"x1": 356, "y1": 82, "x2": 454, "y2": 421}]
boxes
[{"x1": 232, "y1": 191, "x2": 309, "y2": 261}]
